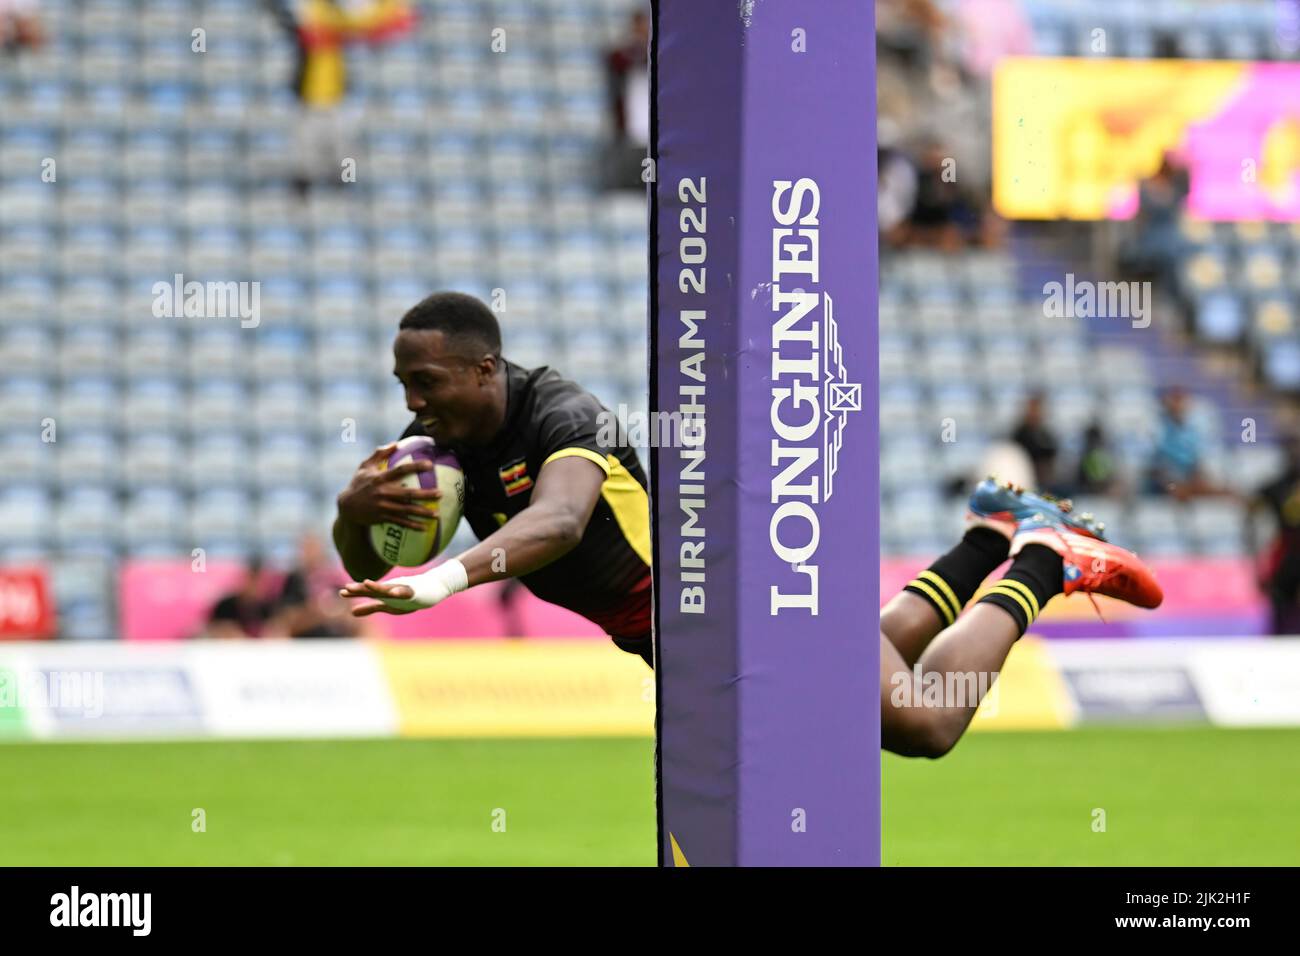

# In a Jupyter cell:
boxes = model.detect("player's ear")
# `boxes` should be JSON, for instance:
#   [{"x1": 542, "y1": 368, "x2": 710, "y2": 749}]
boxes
[{"x1": 476, "y1": 353, "x2": 498, "y2": 383}]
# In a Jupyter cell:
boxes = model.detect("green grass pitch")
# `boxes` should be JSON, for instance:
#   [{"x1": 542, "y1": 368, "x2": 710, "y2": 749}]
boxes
[
  {"x1": 0, "y1": 738, "x2": 658, "y2": 866},
  {"x1": 884, "y1": 726, "x2": 1300, "y2": 865},
  {"x1": 1, "y1": 727, "x2": 1297, "y2": 865}
]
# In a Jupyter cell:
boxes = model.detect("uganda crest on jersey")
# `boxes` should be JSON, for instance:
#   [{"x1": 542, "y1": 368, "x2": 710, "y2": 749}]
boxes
[{"x1": 498, "y1": 458, "x2": 533, "y2": 497}]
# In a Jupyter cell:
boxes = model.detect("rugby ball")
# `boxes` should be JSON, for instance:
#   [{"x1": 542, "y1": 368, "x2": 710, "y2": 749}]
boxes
[{"x1": 369, "y1": 436, "x2": 466, "y2": 567}]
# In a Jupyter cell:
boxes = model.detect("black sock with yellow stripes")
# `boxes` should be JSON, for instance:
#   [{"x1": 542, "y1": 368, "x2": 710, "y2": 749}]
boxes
[
  {"x1": 976, "y1": 544, "x2": 1064, "y2": 636},
  {"x1": 903, "y1": 527, "x2": 1011, "y2": 628}
]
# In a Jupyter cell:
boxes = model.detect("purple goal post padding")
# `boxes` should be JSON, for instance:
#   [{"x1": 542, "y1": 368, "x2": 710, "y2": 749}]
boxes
[{"x1": 649, "y1": 0, "x2": 879, "y2": 866}]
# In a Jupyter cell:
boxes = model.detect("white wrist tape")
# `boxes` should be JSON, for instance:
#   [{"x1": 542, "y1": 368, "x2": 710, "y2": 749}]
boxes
[{"x1": 381, "y1": 559, "x2": 469, "y2": 611}]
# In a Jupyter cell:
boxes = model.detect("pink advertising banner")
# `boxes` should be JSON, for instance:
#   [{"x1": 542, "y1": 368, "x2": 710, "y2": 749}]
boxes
[{"x1": 120, "y1": 560, "x2": 604, "y2": 642}]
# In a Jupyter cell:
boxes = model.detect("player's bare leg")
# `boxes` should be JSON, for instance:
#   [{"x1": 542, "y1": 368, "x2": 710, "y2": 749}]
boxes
[
  {"x1": 880, "y1": 522, "x2": 1011, "y2": 666},
  {"x1": 881, "y1": 607, "x2": 1021, "y2": 757},
  {"x1": 882, "y1": 485, "x2": 1161, "y2": 758},
  {"x1": 882, "y1": 540, "x2": 1061, "y2": 757},
  {"x1": 882, "y1": 477, "x2": 1111, "y2": 665}
]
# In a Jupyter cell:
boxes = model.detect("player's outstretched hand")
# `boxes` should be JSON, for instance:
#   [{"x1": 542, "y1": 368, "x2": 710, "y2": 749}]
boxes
[
  {"x1": 337, "y1": 442, "x2": 443, "y2": 531},
  {"x1": 339, "y1": 578, "x2": 418, "y2": 616}
]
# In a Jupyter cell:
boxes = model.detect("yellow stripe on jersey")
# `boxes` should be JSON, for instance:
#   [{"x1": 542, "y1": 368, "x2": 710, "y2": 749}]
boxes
[
  {"x1": 542, "y1": 447, "x2": 612, "y2": 477},
  {"x1": 600, "y1": 454, "x2": 651, "y2": 568},
  {"x1": 536, "y1": 448, "x2": 648, "y2": 567}
]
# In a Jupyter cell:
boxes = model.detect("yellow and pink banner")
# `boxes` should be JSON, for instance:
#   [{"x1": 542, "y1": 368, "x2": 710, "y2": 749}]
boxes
[{"x1": 994, "y1": 58, "x2": 1300, "y2": 221}]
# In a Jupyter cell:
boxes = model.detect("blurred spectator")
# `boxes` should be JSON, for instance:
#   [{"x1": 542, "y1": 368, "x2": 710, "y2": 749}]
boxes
[
  {"x1": 905, "y1": 139, "x2": 977, "y2": 251},
  {"x1": 878, "y1": 121, "x2": 919, "y2": 245},
  {"x1": 1146, "y1": 386, "x2": 1219, "y2": 499},
  {"x1": 1120, "y1": 152, "x2": 1190, "y2": 295},
  {"x1": 1010, "y1": 391, "x2": 1061, "y2": 493},
  {"x1": 0, "y1": 0, "x2": 41, "y2": 53},
  {"x1": 276, "y1": 533, "x2": 370, "y2": 638},
  {"x1": 1246, "y1": 434, "x2": 1300, "y2": 635},
  {"x1": 603, "y1": 7, "x2": 650, "y2": 190},
  {"x1": 886, "y1": 138, "x2": 1002, "y2": 250},
  {"x1": 1075, "y1": 421, "x2": 1121, "y2": 496},
  {"x1": 877, "y1": 0, "x2": 946, "y2": 75},
  {"x1": 269, "y1": 0, "x2": 415, "y2": 197},
  {"x1": 970, "y1": 441, "x2": 1035, "y2": 496},
  {"x1": 877, "y1": 0, "x2": 998, "y2": 231},
  {"x1": 207, "y1": 557, "x2": 282, "y2": 639},
  {"x1": 497, "y1": 577, "x2": 528, "y2": 639}
]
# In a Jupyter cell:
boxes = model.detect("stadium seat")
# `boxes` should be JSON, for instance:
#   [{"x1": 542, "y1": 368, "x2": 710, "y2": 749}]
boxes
[
  {"x1": 1186, "y1": 498, "x2": 1247, "y2": 555},
  {"x1": 1195, "y1": 291, "x2": 1247, "y2": 343},
  {"x1": 318, "y1": 379, "x2": 386, "y2": 439},
  {"x1": 0, "y1": 485, "x2": 54, "y2": 548},
  {"x1": 53, "y1": 378, "x2": 118, "y2": 433},
  {"x1": 49, "y1": 553, "x2": 118, "y2": 640},
  {"x1": 0, "y1": 376, "x2": 54, "y2": 428},
  {"x1": 123, "y1": 378, "x2": 186, "y2": 433},
  {"x1": 188, "y1": 487, "x2": 255, "y2": 549},
  {"x1": 183, "y1": 433, "x2": 250, "y2": 495},
  {"x1": 252, "y1": 433, "x2": 315, "y2": 489},
  {"x1": 122, "y1": 434, "x2": 186, "y2": 487},
  {"x1": 118, "y1": 485, "x2": 186, "y2": 553},
  {"x1": 1260, "y1": 339, "x2": 1300, "y2": 392},
  {"x1": 123, "y1": 329, "x2": 186, "y2": 380}
]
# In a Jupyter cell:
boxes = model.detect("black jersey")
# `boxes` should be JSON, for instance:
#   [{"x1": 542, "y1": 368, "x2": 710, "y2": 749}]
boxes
[
  {"x1": 1257, "y1": 471, "x2": 1300, "y2": 598},
  {"x1": 401, "y1": 360, "x2": 652, "y2": 636}
]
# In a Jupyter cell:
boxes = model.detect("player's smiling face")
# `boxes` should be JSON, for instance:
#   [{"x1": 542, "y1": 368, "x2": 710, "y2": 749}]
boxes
[{"x1": 393, "y1": 328, "x2": 499, "y2": 448}]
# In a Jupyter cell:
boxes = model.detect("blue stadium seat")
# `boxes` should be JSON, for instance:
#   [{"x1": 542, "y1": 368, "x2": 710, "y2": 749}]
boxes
[
  {"x1": 252, "y1": 328, "x2": 311, "y2": 381},
  {"x1": 315, "y1": 380, "x2": 378, "y2": 438},
  {"x1": 1194, "y1": 291, "x2": 1247, "y2": 343},
  {"x1": 1260, "y1": 339, "x2": 1300, "y2": 392},
  {"x1": 251, "y1": 381, "x2": 313, "y2": 433},
  {"x1": 182, "y1": 325, "x2": 245, "y2": 380},
  {"x1": 0, "y1": 485, "x2": 54, "y2": 548},
  {"x1": 50, "y1": 554, "x2": 118, "y2": 638},
  {"x1": 253, "y1": 488, "x2": 319, "y2": 545},
  {"x1": 124, "y1": 377, "x2": 186, "y2": 433},
  {"x1": 186, "y1": 431, "x2": 252, "y2": 490},
  {"x1": 253, "y1": 433, "x2": 315, "y2": 489},
  {"x1": 124, "y1": 329, "x2": 185, "y2": 382},
  {"x1": 122, "y1": 433, "x2": 186, "y2": 487},
  {"x1": 0, "y1": 326, "x2": 55, "y2": 375},
  {"x1": 0, "y1": 376, "x2": 54, "y2": 428},
  {"x1": 56, "y1": 378, "x2": 121, "y2": 431},
  {"x1": 189, "y1": 487, "x2": 255, "y2": 548},
  {"x1": 0, "y1": 428, "x2": 46, "y2": 484},
  {"x1": 317, "y1": 440, "x2": 380, "y2": 497},
  {"x1": 1187, "y1": 498, "x2": 1246, "y2": 556}
]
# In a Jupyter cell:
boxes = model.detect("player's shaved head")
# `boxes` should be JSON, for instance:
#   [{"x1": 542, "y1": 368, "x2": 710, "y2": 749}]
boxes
[
  {"x1": 393, "y1": 292, "x2": 509, "y2": 448},
  {"x1": 399, "y1": 292, "x2": 502, "y2": 362}
]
